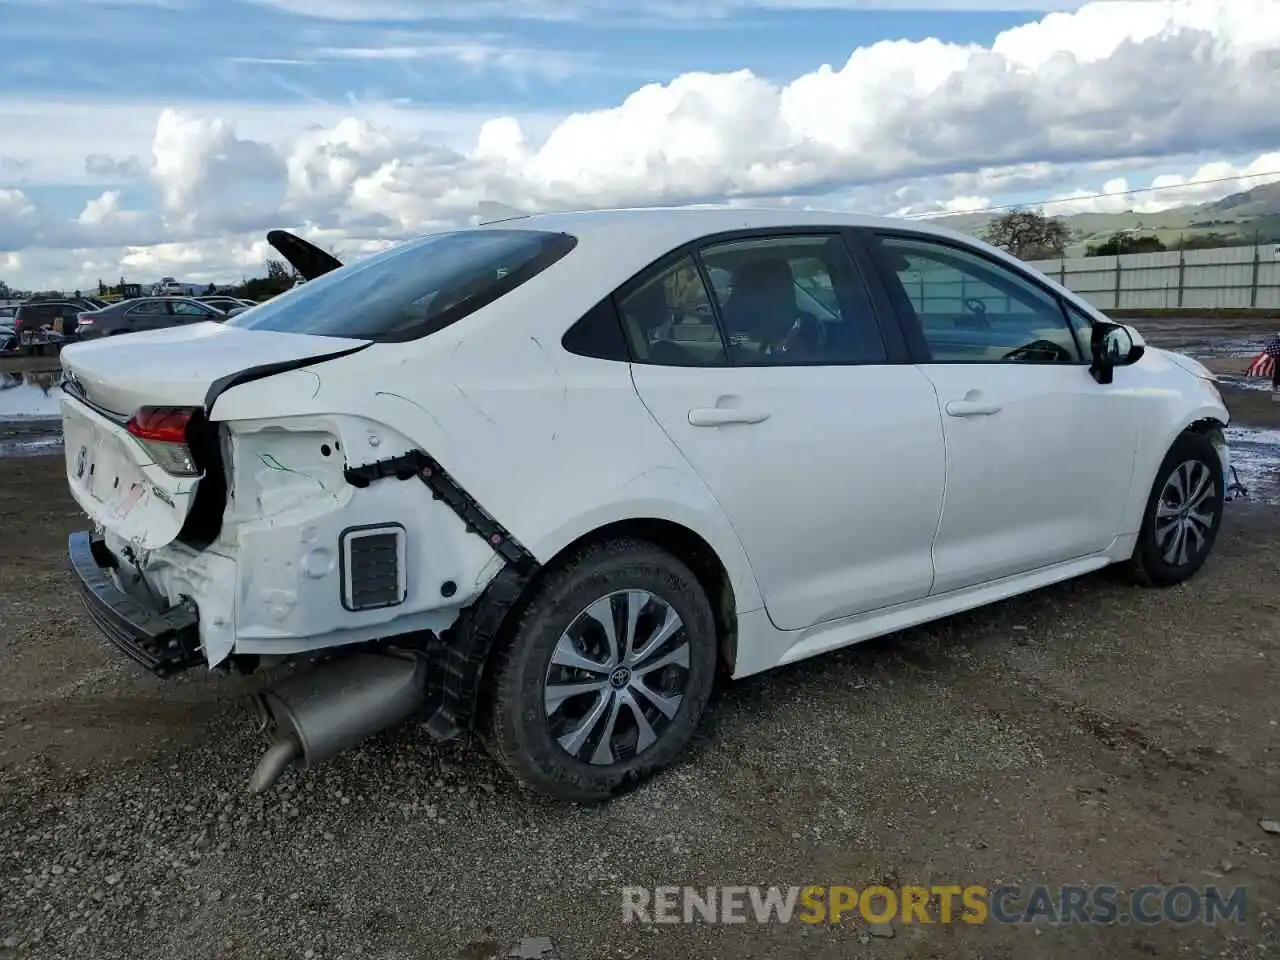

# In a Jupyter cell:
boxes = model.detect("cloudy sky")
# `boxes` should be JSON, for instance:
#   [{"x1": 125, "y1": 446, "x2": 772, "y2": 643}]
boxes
[{"x1": 0, "y1": 0, "x2": 1278, "y2": 290}]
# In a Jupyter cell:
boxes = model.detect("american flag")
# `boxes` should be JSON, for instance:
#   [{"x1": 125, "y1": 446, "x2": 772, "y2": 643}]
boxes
[{"x1": 1245, "y1": 333, "x2": 1280, "y2": 378}]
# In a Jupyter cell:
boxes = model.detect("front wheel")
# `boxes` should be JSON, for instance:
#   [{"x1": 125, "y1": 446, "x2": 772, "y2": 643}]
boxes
[
  {"x1": 1124, "y1": 431, "x2": 1224, "y2": 587},
  {"x1": 485, "y1": 538, "x2": 718, "y2": 803}
]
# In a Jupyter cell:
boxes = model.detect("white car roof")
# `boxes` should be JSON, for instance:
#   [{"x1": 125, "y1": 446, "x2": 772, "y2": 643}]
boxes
[{"x1": 476, "y1": 206, "x2": 976, "y2": 257}]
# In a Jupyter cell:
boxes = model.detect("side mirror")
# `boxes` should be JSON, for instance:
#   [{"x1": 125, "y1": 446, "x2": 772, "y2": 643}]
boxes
[{"x1": 1090, "y1": 320, "x2": 1145, "y2": 384}]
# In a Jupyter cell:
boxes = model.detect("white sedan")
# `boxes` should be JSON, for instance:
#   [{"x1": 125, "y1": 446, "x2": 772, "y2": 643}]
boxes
[{"x1": 58, "y1": 208, "x2": 1230, "y2": 802}]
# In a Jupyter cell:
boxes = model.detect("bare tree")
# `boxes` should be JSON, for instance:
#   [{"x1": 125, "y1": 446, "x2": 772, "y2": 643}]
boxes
[{"x1": 982, "y1": 209, "x2": 1072, "y2": 261}]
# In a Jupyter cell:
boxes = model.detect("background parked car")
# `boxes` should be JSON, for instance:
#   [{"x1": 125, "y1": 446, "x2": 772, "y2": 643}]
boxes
[
  {"x1": 14, "y1": 300, "x2": 88, "y2": 353},
  {"x1": 0, "y1": 309, "x2": 15, "y2": 352},
  {"x1": 76, "y1": 296, "x2": 228, "y2": 340},
  {"x1": 196, "y1": 296, "x2": 257, "y2": 313}
]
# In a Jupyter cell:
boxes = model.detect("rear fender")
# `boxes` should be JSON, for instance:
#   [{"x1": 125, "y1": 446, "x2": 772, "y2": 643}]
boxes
[{"x1": 210, "y1": 335, "x2": 768, "y2": 616}]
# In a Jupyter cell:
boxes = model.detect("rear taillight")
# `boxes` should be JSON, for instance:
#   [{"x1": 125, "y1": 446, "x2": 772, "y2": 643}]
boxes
[
  {"x1": 125, "y1": 406, "x2": 200, "y2": 477},
  {"x1": 77, "y1": 313, "x2": 93, "y2": 325}
]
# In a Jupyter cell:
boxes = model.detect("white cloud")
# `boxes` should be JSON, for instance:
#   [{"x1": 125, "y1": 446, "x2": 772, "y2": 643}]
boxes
[
  {"x1": 4, "y1": 0, "x2": 1280, "y2": 289},
  {"x1": 77, "y1": 191, "x2": 121, "y2": 225},
  {"x1": 0, "y1": 98, "x2": 554, "y2": 187},
  {"x1": 1037, "y1": 153, "x2": 1280, "y2": 215},
  {"x1": 151, "y1": 109, "x2": 284, "y2": 215},
  {"x1": 309, "y1": 37, "x2": 599, "y2": 81}
]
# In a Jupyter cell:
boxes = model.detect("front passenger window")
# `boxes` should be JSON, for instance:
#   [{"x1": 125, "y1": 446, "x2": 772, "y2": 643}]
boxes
[{"x1": 873, "y1": 236, "x2": 1083, "y2": 364}]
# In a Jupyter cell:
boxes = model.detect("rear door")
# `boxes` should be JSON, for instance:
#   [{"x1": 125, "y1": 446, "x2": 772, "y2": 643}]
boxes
[
  {"x1": 124, "y1": 299, "x2": 170, "y2": 332},
  {"x1": 627, "y1": 230, "x2": 946, "y2": 632},
  {"x1": 854, "y1": 229, "x2": 1139, "y2": 594}
]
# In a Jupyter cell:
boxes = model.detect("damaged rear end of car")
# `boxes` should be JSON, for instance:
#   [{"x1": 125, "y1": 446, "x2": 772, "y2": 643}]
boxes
[{"x1": 61, "y1": 225, "x2": 580, "y2": 793}]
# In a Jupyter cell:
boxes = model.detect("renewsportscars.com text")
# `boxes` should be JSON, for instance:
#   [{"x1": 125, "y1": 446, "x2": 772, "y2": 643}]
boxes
[{"x1": 621, "y1": 884, "x2": 1247, "y2": 926}]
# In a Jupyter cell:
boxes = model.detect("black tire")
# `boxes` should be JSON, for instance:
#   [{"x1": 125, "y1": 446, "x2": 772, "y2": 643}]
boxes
[
  {"x1": 1123, "y1": 431, "x2": 1224, "y2": 587},
  {"x1": 485, "y1": 537, "x2": 718, "y2": 803}
]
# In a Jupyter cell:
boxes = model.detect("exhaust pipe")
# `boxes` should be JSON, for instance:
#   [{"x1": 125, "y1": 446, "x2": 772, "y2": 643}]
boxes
[{"x1": 247, "y1": 649, "x2": 429, "y2": 793}]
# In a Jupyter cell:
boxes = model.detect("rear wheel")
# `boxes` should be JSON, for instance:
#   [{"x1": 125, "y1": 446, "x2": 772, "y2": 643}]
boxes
[
  {"x1": 485, "y1": 538, "x2": 718, "y2": 803},
  {"x1": 1124, "y1": 431, "x2": 1224, "y2": 587}
]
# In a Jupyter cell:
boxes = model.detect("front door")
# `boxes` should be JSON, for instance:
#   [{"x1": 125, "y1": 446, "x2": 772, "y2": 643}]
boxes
[
  {"x1": 861, "y1": 230, "x2": 1139, "y2": 594},
  {"x1": 625, "y1": 232, "x2": 947, "y2": 632},
  {"x1": 169, "y1": 300, "x2": 218, "y2": 325}
]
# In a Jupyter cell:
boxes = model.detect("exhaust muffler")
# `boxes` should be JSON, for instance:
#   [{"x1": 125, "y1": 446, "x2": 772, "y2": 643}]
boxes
[{"x1": 247, "y1": 649, "x2": 429, "y2": 793}]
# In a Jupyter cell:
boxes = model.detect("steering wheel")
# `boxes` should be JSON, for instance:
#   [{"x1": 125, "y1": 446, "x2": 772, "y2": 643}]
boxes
[
  {"x1": 1001, "y1": 339, "x2": 1073, "y2": 363},
  {"x1": 955, "y1": 297, "x2": 991, "y2": 329}
]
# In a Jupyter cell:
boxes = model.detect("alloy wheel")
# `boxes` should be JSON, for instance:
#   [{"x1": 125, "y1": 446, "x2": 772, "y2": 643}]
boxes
[
  {"x1": 543, "y1": 589, "x2": 691, "y2": 766},
  {"x1": 1155, "y1": 459, "x2": 1218, "y2": 567}
]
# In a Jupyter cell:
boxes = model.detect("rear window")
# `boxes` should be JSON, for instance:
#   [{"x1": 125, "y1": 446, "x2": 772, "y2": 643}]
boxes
[
  {"x1": 226, "y1": 228, "x2": 577, "y2": 342},
  {"x1": 17, "y1": 304, "x2": 60, "y2": 323}
]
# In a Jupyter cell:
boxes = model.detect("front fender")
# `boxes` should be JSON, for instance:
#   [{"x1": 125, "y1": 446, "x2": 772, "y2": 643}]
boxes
[{"x1": 1120, "y1": 399, "x2": 1229, "y2": 536}]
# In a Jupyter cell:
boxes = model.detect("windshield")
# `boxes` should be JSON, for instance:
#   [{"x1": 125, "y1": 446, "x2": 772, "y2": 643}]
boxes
[{"x1": 226, "y1": 228, "x2": 577, "y2": 341}]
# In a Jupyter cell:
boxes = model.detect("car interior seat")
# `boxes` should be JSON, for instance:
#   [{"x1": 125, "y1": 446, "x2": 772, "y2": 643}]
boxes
[{"x1": 720, "y1": 256, "x2": 799, "y2": 357}]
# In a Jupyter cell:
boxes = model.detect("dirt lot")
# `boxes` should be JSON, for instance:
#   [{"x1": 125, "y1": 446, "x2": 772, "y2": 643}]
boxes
[{"x1": 2, "y1": 314, "x2": 1280, "y2": 959}]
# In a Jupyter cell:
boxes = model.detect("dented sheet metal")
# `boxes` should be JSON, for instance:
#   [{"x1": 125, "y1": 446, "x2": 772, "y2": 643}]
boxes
[
  {"x1": 60, "y1": 395, "x2": 198, "y2": 551},
  {"x1": 224, "y1": 420, "x2": 351, "y2": 524}
]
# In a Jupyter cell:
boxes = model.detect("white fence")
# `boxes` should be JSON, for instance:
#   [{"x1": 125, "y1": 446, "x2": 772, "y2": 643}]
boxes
[{"x1": 1025, "y1": 244, "x2": 1280, "y2": 311}]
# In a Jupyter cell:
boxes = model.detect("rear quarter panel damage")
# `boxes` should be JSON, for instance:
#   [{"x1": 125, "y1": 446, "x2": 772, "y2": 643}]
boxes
[
  {"x1": 213, "y1": 413, "x2": 499, "y2": 657},
  {"x1": 210, "y1": 321, "x2": 766, "y2": 623}
]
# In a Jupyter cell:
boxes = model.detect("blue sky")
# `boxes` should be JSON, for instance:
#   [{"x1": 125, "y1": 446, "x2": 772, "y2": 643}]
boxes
[
  {"x1": 1, "y1": 1, "x2": 1034, "y2": 112},
  {"x1": 0, "y1": 0, "x2": 1277, "y2": 289}
]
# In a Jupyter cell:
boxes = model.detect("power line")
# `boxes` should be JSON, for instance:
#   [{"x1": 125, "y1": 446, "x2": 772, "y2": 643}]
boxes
[{"x1": 910, "y1": 167, "x2": 1280, "y2": 221}]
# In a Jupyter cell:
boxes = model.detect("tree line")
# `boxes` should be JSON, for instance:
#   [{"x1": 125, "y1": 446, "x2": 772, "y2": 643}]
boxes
[
  {"x1": 978, "y1": 209, "x2": 1264, "y2": 261},
  {"x1": 0, "y1": 258, "x2": 302, "y2": 304}
]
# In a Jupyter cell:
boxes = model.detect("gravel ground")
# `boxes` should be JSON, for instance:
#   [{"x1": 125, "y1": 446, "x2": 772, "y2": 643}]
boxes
[{"x1": 2, "y1": 315, "x2": 1280, "y2": 959}]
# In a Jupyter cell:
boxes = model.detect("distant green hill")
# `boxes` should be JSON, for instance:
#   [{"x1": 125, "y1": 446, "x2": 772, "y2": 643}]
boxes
[{"x1": 930, "y1": 181, "x2": 1280, "y2": 257}]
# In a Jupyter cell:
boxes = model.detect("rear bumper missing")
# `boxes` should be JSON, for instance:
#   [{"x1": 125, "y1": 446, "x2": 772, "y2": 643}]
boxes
[{"x1": 67, "y1": 531, "x2": 204, "y2": 676}]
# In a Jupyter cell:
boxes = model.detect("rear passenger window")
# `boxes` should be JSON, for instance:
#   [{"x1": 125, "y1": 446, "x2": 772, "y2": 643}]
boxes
[
  {"x1": 617, "y1": 257, "x2": 729, "y2": 366},
  {"x1": 698, "y1": 235, "x2": 887, "y2": 365},
  {"x1": 562, "y1": 298, "x2": 630, "y2": 361}
]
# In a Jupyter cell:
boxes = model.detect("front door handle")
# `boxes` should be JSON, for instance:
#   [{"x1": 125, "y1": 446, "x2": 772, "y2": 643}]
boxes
[
  {"x1": 945, "y1": 399, "x2": 1002, "y2": 418},
  {"x1": 688, "y1": 407, "x2": 771, "y2": 427}
]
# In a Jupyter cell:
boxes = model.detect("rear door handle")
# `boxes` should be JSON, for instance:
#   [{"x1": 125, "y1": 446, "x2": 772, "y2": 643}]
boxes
[
  {"x1": 688, "y1": 407, "x2": 771, "y2": 427},
  {"x1": 945, "y1": 400, "x2": 1002, "y2": 417}
]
